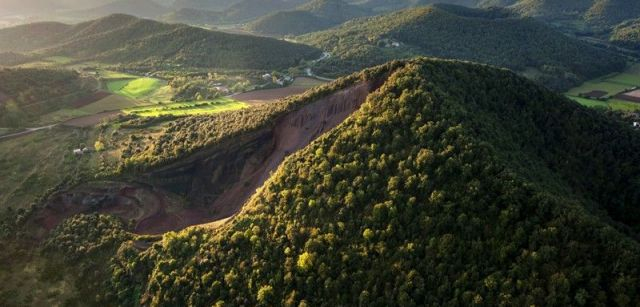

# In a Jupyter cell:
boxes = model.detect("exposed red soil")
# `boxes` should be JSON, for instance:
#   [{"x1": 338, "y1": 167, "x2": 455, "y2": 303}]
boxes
[
  {"x1": 30, "y1": 79, "x2": 384, "y2": 236},
  {"x1": 27, "y1": 183, "x2": 164, "y2": 238},
  {"x1": 71, "y1": 91, "x2": 110, "y2": 108},
  {"x1": 615, "y1": 89, "x2": 640, "y2": 103},
  {"x1": 208, "y1": 80, "x2": 378, "y2": 220},
  {"x1": 62, "y1": 110, "x2": 122, "y2": 127}
]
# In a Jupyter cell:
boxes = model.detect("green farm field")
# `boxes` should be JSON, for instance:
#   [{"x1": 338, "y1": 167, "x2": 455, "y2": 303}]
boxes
[
  {"x1": 123, "y1": 97, "x2": 248, "y2": 117},
  {"x1": 566, "y1": 64, "x2": 640, "y2": 111},
  {"x1": 106, "y1": 77, "x2": 166, "y2": 99}
]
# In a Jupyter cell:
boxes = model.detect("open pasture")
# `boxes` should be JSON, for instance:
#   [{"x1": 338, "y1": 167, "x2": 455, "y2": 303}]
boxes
[
  {"x1": 106, "y1": 77, "x2": 166, "y2": 99},
  {"x1": 123, "y1": 97, "x2": 248, "y2": 117},
  {"x1": 565, "y1": 64, "x2": 640, "y2": 111}
]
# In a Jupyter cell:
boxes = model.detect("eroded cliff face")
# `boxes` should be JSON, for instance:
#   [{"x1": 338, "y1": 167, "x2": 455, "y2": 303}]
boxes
[{"x1": 35, "y1": 79, "x2": 384, "y2": 235}]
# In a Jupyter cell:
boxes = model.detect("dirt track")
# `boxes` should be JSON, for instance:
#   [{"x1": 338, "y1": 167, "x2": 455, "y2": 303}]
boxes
[{"x1": 62, "y1": 110, "x2": 121, "y2": 127}]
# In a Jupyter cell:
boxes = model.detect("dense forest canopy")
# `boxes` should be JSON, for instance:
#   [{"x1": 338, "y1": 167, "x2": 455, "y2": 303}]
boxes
[
  {"x1": 611, "y1": 18, "x2": 640, "y2": 49},
  {"x1": 301, "y1": 4, "x2": 626, "y2": 90},
  {"x1": 509, "y1": 0, "x2": 640, "y2": 26},
  {"x1": 100, "y1": 58, "x2": 640, "y2": 306},
  {"x1": 0, "y1": 14, "x2": 321, "y2": 70}
]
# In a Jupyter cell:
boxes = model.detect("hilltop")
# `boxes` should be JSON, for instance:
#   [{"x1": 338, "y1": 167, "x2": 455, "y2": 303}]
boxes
[
  {"x1": 248, "y1": 0, "x2": 371, "y2": 36},
  {"x1": 94, "y1": 58, "x2": 640, "y2": 305},
  {"x1": 0, "y1": 14, "x2": 321, "y2": 70},
  {"x1": 161, "y1": 8, "x2": 223, "y2": 25},
  {"x1": 300, "y1": 4, "x2": 626, "y2": 90},
  {"x1": 1, "y1": 56, "x2": 640, "y2": 304}
]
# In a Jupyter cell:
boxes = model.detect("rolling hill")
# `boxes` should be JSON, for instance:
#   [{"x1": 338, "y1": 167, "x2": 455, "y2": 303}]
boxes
[
  {"x1": 91, "y1": 57, "x2": 640, "y2": 305},
  {"x1": 300, "y1": 4, "x2": 626, "y2": 90},
  {"x1": 62, "y1": 0, "x2": 172, "y2": 19},
  {"x1": 357, "y1": 0, "x2": 480, "y2": 12},
  {"x1": 161, "y1": 8, "x2": 223, "y2": 25},
  {"x1": 510, "y1": 0, "x2": 640, "y2": 26},
  {"x1": 171, "y1": 0, "x2": 242, "y2": 11},
  {"x1": 248, "y1": 0, "x2": 371, "y2": 36},
  {"x1": 221, "y1": 0, "x2": 310, "y2": 23},
  {"x1": 0, "y1": 14, "x2": 322, "y2": 70}
]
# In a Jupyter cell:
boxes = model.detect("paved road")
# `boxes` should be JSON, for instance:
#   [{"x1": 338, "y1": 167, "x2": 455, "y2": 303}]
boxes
[{"x1": 306, "y1": 52, "x2": 335, "y2": 82}]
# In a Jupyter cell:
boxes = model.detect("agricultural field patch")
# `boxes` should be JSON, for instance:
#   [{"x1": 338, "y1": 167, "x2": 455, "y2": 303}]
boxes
[
  {"x1": 233, "y1": 77, "x2": 327, "y2": 104},
  {"x1": 565, "y1": 64, "x2": 640, "y2": 111},
  {"x1": 123, "y1": 97, "x2": 247, "y2": 117},
  {"x1": 78, "y1": 94, "x2": 145, "y2": 114},
  {"x1": 98, "y1": 70, "x2": 139, "y2": 80},
  {"x1": 107, "y1": 77, "x2": 166, "y2": 99},
  {"x1": 291, "y1": 77, "x2": 327, "y2": 88}
]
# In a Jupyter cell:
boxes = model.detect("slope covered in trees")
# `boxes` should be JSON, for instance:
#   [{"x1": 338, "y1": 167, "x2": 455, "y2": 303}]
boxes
[
  {"x1": 301, "y1": 4, "x2": 626, "y2": 90},
  {"x1": 510, "y1": 0, "x2": 640, "y2": 27},
  {"x1": 102, "y1": 57, "x2": 640, "y2": 305},
  {"x1": 0, "y1": 14, "x2": 321, "y2": 70},
  {"x1": 0, "y1": 68, "x2": 93, "y2": 126},
  {"x1": 100, "y1": 58, "x2": 640, "y2": 305},
  {"x1": 248, "y1": 0, "x2": 371, "y2": 36},
  {"x1": 357, "y1": 0, "x2": 479, "y2": 12},
  {"x1": 611, "y1": 18, "x2": 640, "y2": 49}
]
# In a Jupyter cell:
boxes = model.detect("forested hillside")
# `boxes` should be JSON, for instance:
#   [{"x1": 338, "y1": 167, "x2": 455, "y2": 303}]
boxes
[
  {"x1": 221, "y1": 0, "x2": 309, "y2": 23},
  {"x1": 248, "y1": 0, "x2": 371, "y2": 36},
  {"x1": 510, "y1": 0, "x2": 640, "y2": 26},
  {"x1": 0, "y1": 14, "x2": 321, "y2": 70},
  {"x1": 101, "y1": 58, "x2": 640, "y2": 305},
  {"x1": 358, "y1": 0, "x2": 479, "y2": 12},
  {"x1": 301, "y1": 4, "x2": 626, "y2": 90},
  {"x1": 161, "y1": 8, "x2": 223, "y2": 25},
  {"x1": 611, "y1": 18, "x2": 640, "y2": 49},
  {"x1": 0, "y1": 68, "x2": 93, "y2": 126}
]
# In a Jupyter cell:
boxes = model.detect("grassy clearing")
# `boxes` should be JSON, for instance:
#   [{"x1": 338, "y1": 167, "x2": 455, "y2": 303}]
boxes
[
  {"x1": 0, "y1": 128, "x2": 19, "y2": 136},
  {"x1": 99, "y1": 70, "x2": 138, "y2": 80},
  {"x1": 78, "y1": 94, "x2": 145, "y2": 113},
  {"x1": 124, "y1": 97, "x2": 248, "y2": 117},
  {"x1": 45, "y1": 56, "x2": 73, "y2": 65},
  {"x1": 107, "y1": 78, "x2": 166, "y2": 99},
  {"x1": 38, "y1": 109, "x2": 91, "y2": 125},
  {"x1": 0, "y1": 128, "x2": 97, "y2": 210},
  {"x1": 292, "y1": 77, "x2": 327, "y2": 88},
  {"x1": 565, "y1": 64, "x2": 640, "y2": 111}
]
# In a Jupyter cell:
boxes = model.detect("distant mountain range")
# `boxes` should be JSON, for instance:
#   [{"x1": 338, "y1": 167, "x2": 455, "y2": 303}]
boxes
[
  {"x1": 63, "y1": 0, "x2": 171, "y2": 19},
  {"x1": 0, "y1": 14, "x2": 321, "y2": 70},
  {"x1": 501, "y1": 0, "x2": 640, "y2": 27},
  {"x1": 300, "y1": 4, "x2": 626, "y2": 90}
]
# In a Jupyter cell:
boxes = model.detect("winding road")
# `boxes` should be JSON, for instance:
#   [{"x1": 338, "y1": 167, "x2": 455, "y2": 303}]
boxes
[{"x1": 306, "y1": 52, "x2": 335, "y2": 82}]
